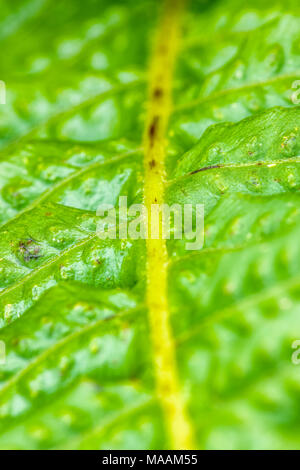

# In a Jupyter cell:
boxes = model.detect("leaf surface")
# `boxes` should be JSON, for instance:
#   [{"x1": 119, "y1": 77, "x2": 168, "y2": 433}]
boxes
[{"x1": 0, "y1": 0, "x2": 299, "y2": 450}]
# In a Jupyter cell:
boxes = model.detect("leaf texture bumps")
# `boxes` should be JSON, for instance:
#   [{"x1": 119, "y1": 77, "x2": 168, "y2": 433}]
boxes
[{"x1": 0, "y1": 0, "x2": 299, "y2": 450}]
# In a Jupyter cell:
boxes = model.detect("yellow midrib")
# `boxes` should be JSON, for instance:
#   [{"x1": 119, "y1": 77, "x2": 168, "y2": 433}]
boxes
[{"x1": 143, "y1": 0, "x2": 195, "y2": 450}]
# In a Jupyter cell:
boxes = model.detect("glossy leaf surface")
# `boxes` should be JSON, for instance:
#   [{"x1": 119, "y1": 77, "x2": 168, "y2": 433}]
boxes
[{"x1": 0, "y1": 0, "x2": 299, "y2": 450}]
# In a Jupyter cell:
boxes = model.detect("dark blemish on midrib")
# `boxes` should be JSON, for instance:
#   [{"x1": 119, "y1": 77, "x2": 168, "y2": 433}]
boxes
[
  {"x1": 19, "y1": 239, "x2": 41, "y2": 262},
  {"x1": 149, "y1": 159, "x2": 156, "y2": 169},
  {"x1": 149, "y1": 115, "x2": 159, "y2": 146},
  {"x1": 153, "y1": 87, "x2": 163, "y2": 99}
]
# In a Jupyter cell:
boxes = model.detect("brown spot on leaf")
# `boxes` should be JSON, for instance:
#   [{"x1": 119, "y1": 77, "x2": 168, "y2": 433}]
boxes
[
  {"x1": 149, "y1": 115, "x2": 159, "y2": 146},
  {"x1": 153, "y1": 87, "x2": 163, "y2": 99},
  {"x1": 189, "y1": 164, "x2": 223, "y2": 175}
]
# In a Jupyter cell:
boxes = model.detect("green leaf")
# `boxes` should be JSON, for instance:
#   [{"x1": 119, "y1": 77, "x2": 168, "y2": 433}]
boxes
[{"x1": 0, "y1": 0, "x2": 299, "y2": 450}]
